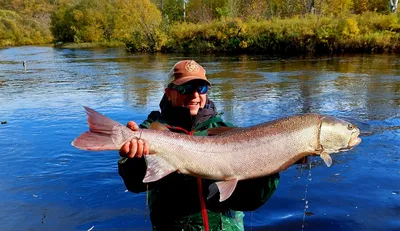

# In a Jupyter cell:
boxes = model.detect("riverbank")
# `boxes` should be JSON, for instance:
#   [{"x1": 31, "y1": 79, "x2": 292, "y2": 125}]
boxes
[
  {"x1": 2, "y1": 13, "x2": 399, "y2": 54},
  {"x1": 53, "y1": 13, "x2": 400, "y2": 54},
  {"x1": 54, "y1": 41, "x2": 126, "y2": 49},
  {"x1": 159, "y1": 13, "x2": 400, "y2": 54}
]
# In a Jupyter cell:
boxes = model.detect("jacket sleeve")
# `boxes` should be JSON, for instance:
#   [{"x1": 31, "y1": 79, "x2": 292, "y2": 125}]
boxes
[
  {"x1": 224, "y1": 173, "x2": 280, "y2": 211},
  {"x1": 117, "y1": 111, "x2": 161, "y2": 193},
  {"x1": 118, "y1": 157, "x2": 148, "y2": 193}
]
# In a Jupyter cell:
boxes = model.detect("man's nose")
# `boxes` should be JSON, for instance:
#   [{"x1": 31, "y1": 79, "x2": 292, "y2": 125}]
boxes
[{"x1": 188, "y1": 90, "x2": 200, "y2": 97}]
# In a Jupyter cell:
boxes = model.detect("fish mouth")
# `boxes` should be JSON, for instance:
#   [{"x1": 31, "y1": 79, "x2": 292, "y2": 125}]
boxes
[
  {"x1": 348, "y1": 137, "x2": 362, "y2": 148},
  {"x1": 340, "y1": 131, "x2": 362, "y2": 151}
]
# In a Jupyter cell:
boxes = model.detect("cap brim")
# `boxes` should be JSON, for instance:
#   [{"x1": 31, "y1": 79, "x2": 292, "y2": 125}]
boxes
[{"x1": 173, "y1": 76, "x2": 211, "y2": 86}]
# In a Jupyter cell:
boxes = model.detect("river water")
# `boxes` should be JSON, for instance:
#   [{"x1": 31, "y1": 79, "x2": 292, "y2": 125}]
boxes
[{"x1": 0, "y1": 46, "x2": 399, "y2": 231}]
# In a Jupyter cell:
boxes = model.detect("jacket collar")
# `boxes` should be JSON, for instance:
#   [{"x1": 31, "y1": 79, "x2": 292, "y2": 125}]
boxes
[{"x1": 159, "y1": 94, "x2": 218, "y2": 131}]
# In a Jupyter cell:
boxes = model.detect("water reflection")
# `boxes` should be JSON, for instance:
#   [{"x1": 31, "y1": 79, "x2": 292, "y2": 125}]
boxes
[{"x1": 1, "y1": 49, "x2": 398, "y2": 123}]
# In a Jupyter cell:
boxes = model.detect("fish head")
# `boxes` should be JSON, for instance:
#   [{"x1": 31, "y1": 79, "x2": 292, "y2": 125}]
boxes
[{"x1": 319, "y1": 116, "x2": 362, "y2": 154}]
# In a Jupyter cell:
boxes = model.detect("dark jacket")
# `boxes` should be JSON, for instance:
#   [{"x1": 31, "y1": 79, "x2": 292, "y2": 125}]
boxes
[{"x1": 118, "y1": 95, "x2": 280, "y2": 231}]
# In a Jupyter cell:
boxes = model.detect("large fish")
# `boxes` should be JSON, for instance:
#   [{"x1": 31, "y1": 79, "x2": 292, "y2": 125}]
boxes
[{"x1": 72, "y1": 107, "x2": 361, "y2": 202}]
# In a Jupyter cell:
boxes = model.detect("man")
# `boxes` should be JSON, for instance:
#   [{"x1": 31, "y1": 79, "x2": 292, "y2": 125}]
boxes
[{"x1": 118, "y1": 60, "x2": 280, "y2": 231}]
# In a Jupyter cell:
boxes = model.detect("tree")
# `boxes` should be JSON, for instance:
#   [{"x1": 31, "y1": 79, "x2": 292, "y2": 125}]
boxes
[
  {"x1": 389, "y1": 0, "x2": 398, "y2": 12},
  {"x1": 0, "y1": 1, "x2": 53, "y2": 46},
  {"x1": 186, "y1": 0, "x2": 225, "y2": 22},
  {"x1": 112, "y1": 0, "x2": 163, "y2": 50},
  {"x1": 51, "y1": 0, "x2": 115, "y2": 43},
  {"x1": 163, "y1": 0, "x2": 185, "y2": 22}
]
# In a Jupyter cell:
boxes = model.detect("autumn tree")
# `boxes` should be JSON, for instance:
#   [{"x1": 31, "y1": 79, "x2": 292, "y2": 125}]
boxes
[
  {"x1": 112, "y1": 0, "x2": 164, "y2": 51},
  {"x1": 320, "y1": 0, "x2": 354, "y2": 16},
  {"x1": 186, "y1": 0, "x2": 225, "y2": 22},
  {"x1": 239, "y1": 0, "x2": 269, "y2": 20},
  {"x1": 51, "y1": 0, "x2": 116, "y2": 42},
  {"x1": 0, "y1": 0, "x2": 53, "y2": 46}
]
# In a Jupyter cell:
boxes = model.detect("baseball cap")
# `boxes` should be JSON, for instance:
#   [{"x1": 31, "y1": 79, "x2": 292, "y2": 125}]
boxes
[{"x1": 167, "y1": 60, "x2": 211, "y2": 86}]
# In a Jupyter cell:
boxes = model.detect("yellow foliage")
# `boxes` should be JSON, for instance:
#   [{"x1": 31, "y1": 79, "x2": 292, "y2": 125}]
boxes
[
  {"x1": 112, "y1": 0, "x2": 162, "y2": 49},
  {"x1": 240, "y1": 40, "x2": 248, "y2": 48},
  {"x1": 339, "y1": 18, "x2": 360, "y2": 38},
  {"x1": 0, "y1": 9, "x2": 52, "y2": 46},
  {"x1": 321, "y1": 0, "x2": 353, "y2": 17},
  {"x1": 73, "y1": 9, "x2": 83, "y2": 21}
]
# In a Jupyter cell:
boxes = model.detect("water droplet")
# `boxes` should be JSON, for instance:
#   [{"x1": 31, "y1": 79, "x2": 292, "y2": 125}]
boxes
[{"x1": 301, "y1": 163, "x2": 313, "y2": 231}]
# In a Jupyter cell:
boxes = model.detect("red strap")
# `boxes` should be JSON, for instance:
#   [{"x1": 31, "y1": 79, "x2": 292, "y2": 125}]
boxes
[
  {"x1": 197, "y1": 177, "x2": 209, "y2": 231},
  {"x1": 165, "y1": 125, "x2": 191, "y2": 134},
  {"x1": 166, "y1": 125, "x2": 207, "y2": 229}
]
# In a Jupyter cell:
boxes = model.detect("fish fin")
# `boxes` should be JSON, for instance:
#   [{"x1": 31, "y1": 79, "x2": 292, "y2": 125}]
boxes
[
  {"x1": 72, "y1": 107, "x2": 133, "y2": 150},
  {"x1": 208, "y1": 179, "x2": 239, "y2": 202},
  {"x1": 321, "y1": 152, "x2": 332, "y2": 167},
  {"x1": 143, "y1": 155, "x2": 176, "y2": 183},
  {"x1": 207, "y1": 127, "x2": 239, "y2": 136},
  {"x1": 83, "y1": 106, "x2": 122, "y2": 133},
  {"x1": 149, "y1": 122, "x2": 170, "y2": 131},
  {"x1": 72, "y1": 132, "x2": 118, "y2": 150}
]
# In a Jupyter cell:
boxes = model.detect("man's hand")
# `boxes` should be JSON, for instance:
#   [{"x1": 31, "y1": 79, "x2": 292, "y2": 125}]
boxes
[{"x1": 119, "y1": 121, "x2": 150, "y2": 158}]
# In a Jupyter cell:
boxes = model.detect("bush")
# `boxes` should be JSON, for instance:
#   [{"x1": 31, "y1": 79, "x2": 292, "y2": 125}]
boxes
[{"x1": 163, "y1": 13, "x2": 400, "y2": 54}]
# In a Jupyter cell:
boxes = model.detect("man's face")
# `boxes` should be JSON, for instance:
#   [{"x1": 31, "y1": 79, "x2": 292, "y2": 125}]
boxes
[{"x1": 165, "y1": 81, "x2": 208, "y2": 116}]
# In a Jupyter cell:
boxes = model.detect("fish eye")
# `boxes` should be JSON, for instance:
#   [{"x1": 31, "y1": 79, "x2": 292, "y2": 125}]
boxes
[{"x1": 347, "y1": 124, "x2": 355, "y2": 130}]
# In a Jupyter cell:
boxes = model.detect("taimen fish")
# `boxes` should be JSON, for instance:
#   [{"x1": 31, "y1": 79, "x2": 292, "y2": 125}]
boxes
[{"x1": 72, "y1": 107, "x2": 361, "y2": 202}]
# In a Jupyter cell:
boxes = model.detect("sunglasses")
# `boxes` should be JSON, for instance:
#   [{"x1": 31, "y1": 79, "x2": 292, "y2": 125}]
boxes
[{"x1": 168, "y1": 83, "x2": 208, "y2": 95}]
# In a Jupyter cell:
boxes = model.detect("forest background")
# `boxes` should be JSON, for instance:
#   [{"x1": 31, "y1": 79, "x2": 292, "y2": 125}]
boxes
[{"x1": 0, "y1": 0, "x2": 399, "y2": 54}]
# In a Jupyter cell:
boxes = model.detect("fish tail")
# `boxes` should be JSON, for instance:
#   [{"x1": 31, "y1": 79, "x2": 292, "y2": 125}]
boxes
[
  {"x1": 72, "y1": 131, "x2": 119, "y2": 150},
  {"x1": 72, "y1": 106, "x2": 133, "y2": 151}
]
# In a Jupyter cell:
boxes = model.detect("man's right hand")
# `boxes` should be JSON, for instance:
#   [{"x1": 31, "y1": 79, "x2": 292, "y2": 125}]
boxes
[{"x1": 119, "y1": 121, "x2": 150, "y2": 158}]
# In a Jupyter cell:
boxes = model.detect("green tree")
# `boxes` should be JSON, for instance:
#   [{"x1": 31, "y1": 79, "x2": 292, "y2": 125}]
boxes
[
  {"x1": 164, "y1": 0, "x2": 184, "y2": 22},
  {"x1": 51, "y1": 0, "x2": 114, "y2": 43}
]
